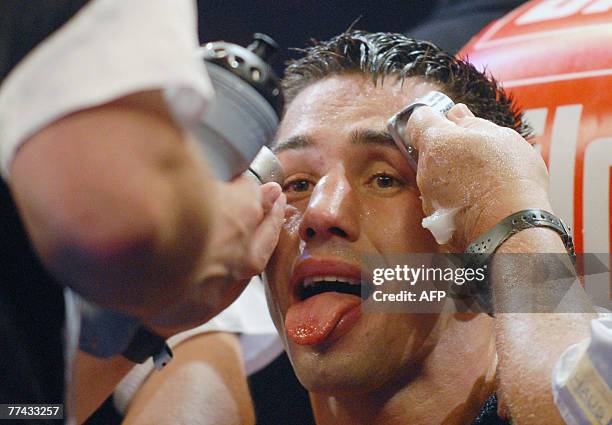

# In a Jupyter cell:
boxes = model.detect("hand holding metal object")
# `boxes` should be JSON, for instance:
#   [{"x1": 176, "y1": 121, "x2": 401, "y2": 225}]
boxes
[{"x1": 387, "y1": 91, "x2": 454, "y2": 171}]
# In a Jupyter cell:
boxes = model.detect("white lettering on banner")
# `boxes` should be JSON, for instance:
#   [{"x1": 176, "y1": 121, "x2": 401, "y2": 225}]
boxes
[
  {"x1": 549, "y1": 105, "x2": 582, "y2": 232},
  {"x1": 583, "y1": 0, "x2": 612, "y2": 14},
  {"x1": 516, "y1": 0, "x2": 603, "y2": 25},
  {"x1": 523, "y1": 108, "x2": 548, "y2": 137},
  {"x1": 583, "y1": 138, "x2": 612, "y2": 308},
  {"x1": 523, "y1": 108, "x2": 548, "y2": 154},
  {"x1": 583, "y1": 138, "x2": 612, "y2": 253}
]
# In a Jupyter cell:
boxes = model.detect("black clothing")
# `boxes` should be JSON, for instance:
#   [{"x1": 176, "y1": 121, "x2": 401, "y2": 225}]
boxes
[
  {"x1": 0, "y1": 1, "x2": 90, "y2": 420},
  {"x1": 472, "y1": 395, "x2": 511, "y2": 425},
  {"x1": 0, "y1": 1, "x2": 91, "y2": 83},
  {"x1": 406, "y1": 0, "x2": 526, "y2": 54}
]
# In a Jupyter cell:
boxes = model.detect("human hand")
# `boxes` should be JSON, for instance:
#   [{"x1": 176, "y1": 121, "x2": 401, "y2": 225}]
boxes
[
  {"x1": 145, "y1": 178, "x2": 286, "y2": 337},
  {"x1": 406, "y1": 103, "x2": 552, "y2": 251}
]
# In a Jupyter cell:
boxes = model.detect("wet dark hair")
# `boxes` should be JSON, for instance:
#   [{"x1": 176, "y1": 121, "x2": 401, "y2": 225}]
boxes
[{"x1": 282, "y1": 30, "x2": 530, "y2": 137}]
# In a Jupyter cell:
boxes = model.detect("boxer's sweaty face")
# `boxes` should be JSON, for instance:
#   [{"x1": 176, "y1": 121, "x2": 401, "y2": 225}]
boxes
[{"x1": 265, "y1": 74, "x2": 442, "y2": 393}]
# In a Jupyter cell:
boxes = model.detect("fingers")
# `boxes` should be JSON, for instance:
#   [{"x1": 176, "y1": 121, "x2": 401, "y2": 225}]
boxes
[
  {"x1": 260, "y1": 182, "x2": 282, "y2": 213},
  {"x1": 228, "y1": 175, "x2": 262, "y2": 204},
  {"x1": 446, "y1": 103, "x2": 474, "y2": 121},
  {"x1": 446, "y1": 103, "x2": 507, "y2": 133},
  {"x1": 449, "y1": 104, "x2": 531, "y2": 154},
  {"x1": 408, "y1": 103, "x2": 522, "y2": 157},
  {"x1": 410, "y1": 103, "x2": 501, "y2": 139},
  {"x1": 225, "y1": 176, "x2": 264, "y2": 226},
  {"x1": 245, "y1": 193, "x2": 286, "y2": 276}
]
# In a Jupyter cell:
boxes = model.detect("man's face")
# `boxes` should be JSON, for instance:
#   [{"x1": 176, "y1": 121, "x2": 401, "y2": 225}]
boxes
[{"x1": 265, "y1": 74, "x2": 444, "y2": 393}]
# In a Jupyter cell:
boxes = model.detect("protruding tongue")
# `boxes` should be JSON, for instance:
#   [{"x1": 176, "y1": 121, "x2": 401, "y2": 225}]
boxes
[{"x1": 285, "y1": 292, "x2": 360, "y2": 345}]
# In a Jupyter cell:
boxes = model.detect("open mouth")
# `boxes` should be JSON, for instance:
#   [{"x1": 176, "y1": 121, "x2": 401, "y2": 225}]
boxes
[
  {"x1": 297, "y1": 276, "x2": 363, "y2": 300},
  {"x1": 287, "y1": 260, "x2": 365, "y2": 345}
]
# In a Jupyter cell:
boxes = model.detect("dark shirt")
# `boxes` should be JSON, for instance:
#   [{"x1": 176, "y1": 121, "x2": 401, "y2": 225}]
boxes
[
  {"x1": 0, "y1": 1, "x2": 90, "y2": 420},
  {"x1": 406, "y1": 0, "x2": 526, "y2": 54},
  {"x1": 0, "y1": 0, "x2": 91, "y2": 83},
  {"x1": 0, "y1": 180, "x2": 65, "y2": 412},
  {"x1": 472, "y1": 395, "x2": 511, "y2": 425}
]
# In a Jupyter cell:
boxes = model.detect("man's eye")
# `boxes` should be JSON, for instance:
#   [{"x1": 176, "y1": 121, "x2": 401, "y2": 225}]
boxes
[
  {"x1": 371, "y1": 173, "x2": 403, "y2": 189},
  {"x1": 283, "y1": 179, "x2": 313, "y2": 193}
]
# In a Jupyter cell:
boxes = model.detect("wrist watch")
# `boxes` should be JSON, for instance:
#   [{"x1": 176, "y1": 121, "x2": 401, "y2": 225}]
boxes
[
  {"x1": 463, "y1": 209, "x2": 576, "y2": 314},
  {"x1": 466, "y1": 209, "x2": 575, "y2": 266},
  {"x1": 121, "y1": 326, "x2": 173, "y2": 370}
]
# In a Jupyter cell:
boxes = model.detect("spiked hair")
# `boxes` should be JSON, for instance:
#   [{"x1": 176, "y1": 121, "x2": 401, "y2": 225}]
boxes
[{"x1": 283, "y1": 30, "x2": 529, "y2": 137}]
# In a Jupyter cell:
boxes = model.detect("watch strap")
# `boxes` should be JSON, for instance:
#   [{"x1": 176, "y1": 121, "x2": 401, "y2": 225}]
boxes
[
  {"x1": 121, "y1": 326, "x2": 173, "y2": 370},
  {"x1": 463, "y1": 209, "x2": 576, "y2": 315},
  {"x1": 466, "y1": 209, "x2": 575, "y2": 267}
]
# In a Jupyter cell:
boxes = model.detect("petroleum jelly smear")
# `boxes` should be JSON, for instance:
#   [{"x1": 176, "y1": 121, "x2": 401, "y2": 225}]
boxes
[{"x1": 421, "y1": 202, "x2": 459, "y2": 244}]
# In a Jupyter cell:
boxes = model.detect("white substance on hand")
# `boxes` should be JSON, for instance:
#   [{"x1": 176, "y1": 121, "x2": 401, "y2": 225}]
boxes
[{"x1": 421, "y1": 202, "x2": 460, "y2": 244}]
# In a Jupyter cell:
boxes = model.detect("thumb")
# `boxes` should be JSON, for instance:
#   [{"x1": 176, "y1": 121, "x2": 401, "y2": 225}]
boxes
[{"x1": 244, "y1": 193, "x2": 286, "y2": 277}]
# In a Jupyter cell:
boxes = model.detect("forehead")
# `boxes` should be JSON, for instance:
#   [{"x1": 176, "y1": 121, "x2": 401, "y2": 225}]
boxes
[{"x1": 276, "y1": 74, "x2": 441, "y2": 143}]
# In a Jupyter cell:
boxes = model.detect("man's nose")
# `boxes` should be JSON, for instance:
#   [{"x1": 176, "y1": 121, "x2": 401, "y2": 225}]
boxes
[{"x1": 298, "y1": 171, "x2": 359, "y2": 243}]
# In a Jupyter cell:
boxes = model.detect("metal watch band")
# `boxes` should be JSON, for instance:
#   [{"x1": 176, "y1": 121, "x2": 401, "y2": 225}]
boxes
[
  {"x1": 466, "y1": 209, "x2": 576, "y2": 267},
  {"x1": 121, "y1": 326, "x2": 173, "y2": 370},
  {"x1": 463, "y1": 209, "x2": 576, "y2": 315}
]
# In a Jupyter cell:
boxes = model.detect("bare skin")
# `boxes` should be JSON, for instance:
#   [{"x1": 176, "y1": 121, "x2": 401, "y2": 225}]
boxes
[
  {"x1": 75, "y1": 352, "x2": 134, "y2": 424},
  {"x1": 122, "y1": 333, "x2": 255, "y2": 425},
  {"x1": 410, "y1": 104, "x2": 596, "y2": 424},
  {"x1": 10, "y1": 90, "x2": 285, "y2": 329},
  {"x1": 264, "y1": 74, "x2": 595, "y2": 424},
  {"x1": 9, "y1": 90, "x2": 285, "y2": 421},
  {"x1": 266, "y1": 75, "x2": 497, "y2": 424}
]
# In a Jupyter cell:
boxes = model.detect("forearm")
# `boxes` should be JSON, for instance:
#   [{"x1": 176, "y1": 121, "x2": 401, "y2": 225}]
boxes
[
  {"x1": 492, "y1": 228, "x2": 596, "y2": 424},
  {"x1": 123, "y1": 332, "x2": 255, "y2": 425},
  {"x1": 75, "y1": 351, "x2": 135, "y2": 424},
  {"x1": 10, "y1": 91, "x2": 218, "y2": 317}
]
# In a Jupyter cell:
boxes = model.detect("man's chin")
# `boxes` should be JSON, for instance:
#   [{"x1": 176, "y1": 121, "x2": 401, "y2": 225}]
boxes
[
  {"x1": 294, "y1": 364, "x2": 381, "y2": 395},
  {"x1": 286, "y1": 344, "x2": 394, "y2": 395}
]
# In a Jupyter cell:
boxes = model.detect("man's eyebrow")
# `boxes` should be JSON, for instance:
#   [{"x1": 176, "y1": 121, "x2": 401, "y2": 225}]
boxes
[
  {"x1": 272, "y1": 135, "x2": 315, "y2": 153},
  {"x1": 350, "y1": 129, "x2": 398, "y2": 150}
]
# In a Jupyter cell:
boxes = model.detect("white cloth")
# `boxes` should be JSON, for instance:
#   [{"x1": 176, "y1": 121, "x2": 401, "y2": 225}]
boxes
[
  {"x1": 0, "y1": 0, "x2": 213, "y2": 180},
  {"x1": 113, "y1": 276, "x2": 282, "y2": 415}
]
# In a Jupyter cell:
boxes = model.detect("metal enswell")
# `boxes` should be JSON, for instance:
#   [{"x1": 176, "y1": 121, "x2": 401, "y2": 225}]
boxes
[
  {"x1": 244, "y1": 146, "x2": 285, "y2": 185},
  {"x1": 387, "y1": 91, "x2": 455, "y2": 171}
]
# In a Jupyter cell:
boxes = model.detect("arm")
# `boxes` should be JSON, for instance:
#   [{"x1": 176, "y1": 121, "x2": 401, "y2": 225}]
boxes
[
  {"x1": 75, "y1": 351, "x2": 136, "y2": 424},
  {"x1": 10, "y1": 90, "x2": 216, "y2": 319},
  {"x1": 406, "y1": 102, "x2": 597, "y2": 424},
  {"x1": 122, "y1": 332, "x2": 255, "y2": 425},
  {"x1": 492, "y1": 228, "x2": 596, "y2": 424}
]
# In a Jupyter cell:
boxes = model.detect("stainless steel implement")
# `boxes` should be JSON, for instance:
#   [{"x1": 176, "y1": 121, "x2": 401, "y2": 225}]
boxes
[{"x1": 387, "y1": 91, "x2": 454, "y2": 171}]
